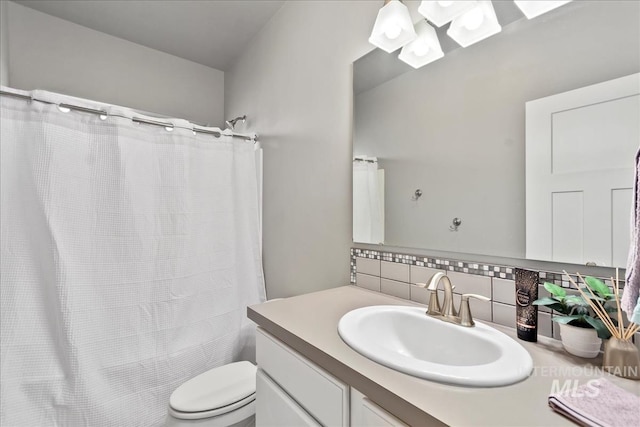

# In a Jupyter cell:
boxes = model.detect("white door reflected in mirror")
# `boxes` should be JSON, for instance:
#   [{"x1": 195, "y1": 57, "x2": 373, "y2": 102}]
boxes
[{"x1": 526, "y1": 73, "x2": 639, "y2": 267}]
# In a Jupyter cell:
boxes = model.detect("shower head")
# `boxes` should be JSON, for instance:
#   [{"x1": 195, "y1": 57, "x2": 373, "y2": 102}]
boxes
[{"x1": 225, "y1": 115, "x2": 246, "y2": 130}]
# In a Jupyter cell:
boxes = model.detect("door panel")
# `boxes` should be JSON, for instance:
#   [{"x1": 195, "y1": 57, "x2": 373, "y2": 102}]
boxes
[{"x1": 526, "y1": 73, "x2": 639, "y2": 266}]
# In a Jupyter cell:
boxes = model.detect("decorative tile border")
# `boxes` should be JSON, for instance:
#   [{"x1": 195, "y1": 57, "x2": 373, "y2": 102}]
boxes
[
  {"x1": 350, "y1": 248, "x2": 624, "y2": 290},
  {"x1": 351, "y1": 248, "x2": 515, "y2": 282}
]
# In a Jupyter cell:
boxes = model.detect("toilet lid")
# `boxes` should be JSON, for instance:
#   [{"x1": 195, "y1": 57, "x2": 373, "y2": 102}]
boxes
[{"x1": 170, "y1": 361, "x2": 257, "y2": 413}]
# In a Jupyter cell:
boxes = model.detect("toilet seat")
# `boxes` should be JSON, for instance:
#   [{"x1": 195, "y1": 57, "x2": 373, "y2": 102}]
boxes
[
  {"x1": 168, "y1": 394, "x2": 255, "y2": 421},
  {"x1": 169, "y1": 361, "x2": 257, "y2": 421}
]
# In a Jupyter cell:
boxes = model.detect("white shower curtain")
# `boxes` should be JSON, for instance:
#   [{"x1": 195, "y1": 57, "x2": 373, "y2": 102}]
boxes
[
  {"x1": 0, "y1": 88, "x2": 266, "y2": 426},
  {"x1": 353, "y1": 159, "x2": 384, "y2": 244}
]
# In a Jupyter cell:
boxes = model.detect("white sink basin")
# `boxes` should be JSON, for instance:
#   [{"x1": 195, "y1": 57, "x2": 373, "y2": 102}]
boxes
[{"x1": 338, "y1": 305, "x2": 533, "y2": 387}]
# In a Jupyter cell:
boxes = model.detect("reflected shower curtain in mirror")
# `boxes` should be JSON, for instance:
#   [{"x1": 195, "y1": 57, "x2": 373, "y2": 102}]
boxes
[
  {"x1": 0, "y1": 88, "x2": 266, "y2": 426},
  {"x1": 353, "y1": 159, "x2": 384, "y2": 244}
]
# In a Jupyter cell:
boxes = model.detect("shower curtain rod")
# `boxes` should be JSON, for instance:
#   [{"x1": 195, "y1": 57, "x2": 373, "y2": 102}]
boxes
[
  {"x1": 0, "y1": 90, "x2": 258, "y2": 142},
  {"x1": 353, "y1": 157, "x2": 377, "y2": 163}
]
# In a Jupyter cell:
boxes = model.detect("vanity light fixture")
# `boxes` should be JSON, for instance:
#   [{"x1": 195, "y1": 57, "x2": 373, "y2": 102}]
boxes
[
  {"x1": 398, "y1": 20, "x2": 444, "y2": 69},
  {"x1": 514, "y1": 1, "x2": 572, "y2": 19},
  {"x1": 369, "y1": 0, "x2": 417, "y2": 53},
  {"x1": 447, "y1": 0, "x2": 501, "y2": 48},
  {"x1": 417, "y1": 0, "x2": 478, "y2": 27}
]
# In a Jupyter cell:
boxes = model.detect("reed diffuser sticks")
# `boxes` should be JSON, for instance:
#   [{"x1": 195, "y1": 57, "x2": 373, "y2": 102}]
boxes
[{"x1": 563, "y1": 270, "x2": 638, "y2": 342}]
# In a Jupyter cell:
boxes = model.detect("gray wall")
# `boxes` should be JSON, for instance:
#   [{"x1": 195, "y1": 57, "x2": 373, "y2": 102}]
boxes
[
  {"x1": 225, "y1": 1, "x2": 380, "y2": 298},
  {"x1": 5, "y1": 1, "x2": 224, "y2": 126},
  {"x1": 354, "y1": 0, "x2": 640, "y2": 259},
  {"x1": 1, "y1": 1, "x2": 8, "y2": 86}
]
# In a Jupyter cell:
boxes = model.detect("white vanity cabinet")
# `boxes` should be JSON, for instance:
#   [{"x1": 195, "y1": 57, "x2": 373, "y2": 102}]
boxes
[
  {"x1": 255, "y1": 328, "x2": 408, "y2": 427},
  {"x1": 255, "y1": 328, "x2": 350, "y2": 426},
  {"x1": 255, "y1": 327, "x2": 408, "y2": 427}
]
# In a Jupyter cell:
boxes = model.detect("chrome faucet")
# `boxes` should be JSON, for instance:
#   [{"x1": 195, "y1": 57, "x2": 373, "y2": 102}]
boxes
[{"x1": 419, "y1": 272, "x2": 489, "y2": 327}]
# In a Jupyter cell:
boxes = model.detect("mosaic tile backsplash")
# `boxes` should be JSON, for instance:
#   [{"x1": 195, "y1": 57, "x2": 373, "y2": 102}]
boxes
[{"x1": 350, "y1": 248, "x2": 623, "y2": 290}]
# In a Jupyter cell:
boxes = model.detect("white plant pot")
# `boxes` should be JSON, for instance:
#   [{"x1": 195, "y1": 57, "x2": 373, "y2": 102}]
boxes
[{"x1": 559, "y1": 323, "x2": 602, "y2": 358}]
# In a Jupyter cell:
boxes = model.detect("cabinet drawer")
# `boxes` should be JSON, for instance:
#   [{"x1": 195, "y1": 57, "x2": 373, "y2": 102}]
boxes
[
  {"x1": 351, "y1": 388, "x2": 408, "y2": 427},
  {"x1": 256, "y1": 328, "x2": 349, "y2": 426},
  {"x1": 256, "y1": 369, "x2": 321, "y2": 427},
  {"x1": 362, "y1": 398, "x2": 407, "y2": 427}
]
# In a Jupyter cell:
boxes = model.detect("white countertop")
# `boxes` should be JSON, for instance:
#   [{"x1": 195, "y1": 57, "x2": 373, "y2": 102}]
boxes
[{"x1": 248, "y1": 285, "x2": 640, "y2": 426}]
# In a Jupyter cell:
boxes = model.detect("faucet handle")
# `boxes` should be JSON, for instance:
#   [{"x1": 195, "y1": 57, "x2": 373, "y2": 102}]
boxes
[
  {"x1": 462, "y1": 294, "x2": 490, "y2": 302},
  {"x1": 459, "y1": 294, "x2": 490, "y2": 327},
  {"x1": 427, "y1": 290, "x2": 441, "y2": 315},
  {"x1": 414, "y1": 283, "x2": 441, "y2": 314}
]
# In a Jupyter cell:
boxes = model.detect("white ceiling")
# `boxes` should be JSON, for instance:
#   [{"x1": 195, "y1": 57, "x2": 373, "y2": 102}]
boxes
[{"x1": 15, "y1": 0, "x2": 285, "y2": 71}]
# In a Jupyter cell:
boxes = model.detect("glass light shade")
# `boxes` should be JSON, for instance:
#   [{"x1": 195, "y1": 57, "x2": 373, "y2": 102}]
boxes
[
  {"x1": 447, "y1": 1, "x2": 501, "y2": 47},
  {"x1": 417, "y1": 0, "x2": 477, "y2": 27},
  {"x1": 369, "y1": 1, "x2": 417, "y2": 53},
  {"x1": 514, "y1": 1, "x2": 572, "y2": 19},
  {"x1": 398, "y1": 21, "x2": 444, "y2": 69}
]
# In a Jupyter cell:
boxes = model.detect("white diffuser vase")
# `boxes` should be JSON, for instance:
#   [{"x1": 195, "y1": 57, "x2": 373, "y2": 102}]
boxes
[{"x1": 559, "y1": 323, "x2": 602, "y2": 358}]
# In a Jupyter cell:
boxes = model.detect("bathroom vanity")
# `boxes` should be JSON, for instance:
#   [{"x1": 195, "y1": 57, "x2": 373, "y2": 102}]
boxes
[{"x1": 248, "y1": 286, "x2": 640, "y2": 426}]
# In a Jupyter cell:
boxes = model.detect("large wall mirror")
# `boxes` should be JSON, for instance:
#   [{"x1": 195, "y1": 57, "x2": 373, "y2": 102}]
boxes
[{"x1": 353, "y1": 0, "x2": 640, "y2": 268}]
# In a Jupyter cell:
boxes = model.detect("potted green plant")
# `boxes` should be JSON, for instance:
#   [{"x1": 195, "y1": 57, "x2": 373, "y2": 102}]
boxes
[{"x1": 533, "y1": 276, "x2": 615, "y2": 358}]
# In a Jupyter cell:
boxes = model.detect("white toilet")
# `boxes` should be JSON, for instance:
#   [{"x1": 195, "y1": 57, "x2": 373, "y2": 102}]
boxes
[{"x1": 166, "y1": 361, "x2": 257, "y2": 427}]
